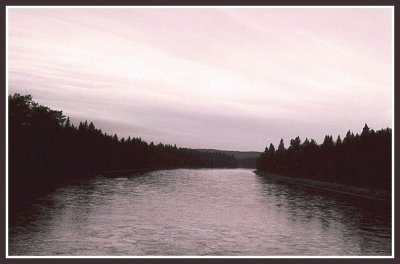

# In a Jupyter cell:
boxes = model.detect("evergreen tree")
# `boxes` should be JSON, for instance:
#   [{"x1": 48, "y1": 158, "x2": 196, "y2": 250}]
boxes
[
  {"x1": 277, "y1": 139, "x2": 285, "y2": 153},
  {"x1": 9, "y1": 93, "x2": 239, "y2": 205},
  {"x1": 256, "y1": 124, "x2": 391, "y2": 191}
]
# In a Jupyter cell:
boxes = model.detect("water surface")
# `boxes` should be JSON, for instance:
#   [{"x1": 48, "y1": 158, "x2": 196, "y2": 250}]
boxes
[{"x1": 9, "y1": 169, "x2": 391, "y2": 256}]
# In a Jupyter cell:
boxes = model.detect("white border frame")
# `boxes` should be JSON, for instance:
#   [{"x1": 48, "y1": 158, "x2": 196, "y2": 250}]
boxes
[{"x1": 5, "y1": 5, "x2": 395, "y2": 259}]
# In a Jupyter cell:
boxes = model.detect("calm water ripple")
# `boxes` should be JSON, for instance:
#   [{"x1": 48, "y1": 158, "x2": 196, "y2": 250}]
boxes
[{"x1": 9, "y1": 169, "x2": 391, "y2": 256}]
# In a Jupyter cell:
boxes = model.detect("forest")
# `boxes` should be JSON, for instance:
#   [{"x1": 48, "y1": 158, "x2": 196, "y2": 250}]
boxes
[
  {"x1": 9, "y1": 93, "x2": 392, "y2": 205},
  {"x1": 8, "y1": 93, "x2": 238, "y2": 202},
  {"x1": 256, "y1": 125, "x2": 392, "y2": 191}
]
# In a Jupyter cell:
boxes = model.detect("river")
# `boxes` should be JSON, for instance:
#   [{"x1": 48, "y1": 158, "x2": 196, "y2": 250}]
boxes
[{"x1": 8, "y1": 168, "x2": 391, "y2": 256}]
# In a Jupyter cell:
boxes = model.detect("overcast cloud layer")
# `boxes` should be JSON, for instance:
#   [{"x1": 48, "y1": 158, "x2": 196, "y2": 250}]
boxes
[{"x1": 8, "y1": 7, "x2": 393, "y2": 151}]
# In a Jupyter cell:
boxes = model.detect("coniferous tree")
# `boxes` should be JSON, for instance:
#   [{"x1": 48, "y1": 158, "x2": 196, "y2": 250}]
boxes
[
  {"x1": 9, "y1": 93, "x2": 239, "y2": 204},
  {"x1": 256, "y1": 125, "x2": 391, "y2": 191}
]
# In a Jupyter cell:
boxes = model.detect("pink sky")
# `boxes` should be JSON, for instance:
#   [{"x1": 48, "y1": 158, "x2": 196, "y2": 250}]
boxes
[{"x1": 7, "y1": 7, "x2": 393, "y2": 151}]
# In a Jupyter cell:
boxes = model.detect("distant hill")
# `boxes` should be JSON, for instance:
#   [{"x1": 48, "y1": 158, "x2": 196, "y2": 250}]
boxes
[
  {"x1": 196, "y1": 149, "x2": 261, "y2": 159},
  {"x1": 196, "y1": 149, "x2": 261, "y2": 168}
]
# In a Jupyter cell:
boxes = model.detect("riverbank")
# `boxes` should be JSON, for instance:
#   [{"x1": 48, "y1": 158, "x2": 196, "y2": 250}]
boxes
[
  {"x1": 64, "y1": 167, "x2": 156, "y2": 178},
  {"x1": 9, "y1": 168, "x2": 157, "y2": 209},
  {"x1": 254, "y1": 170, "x2": 391, "y2": 202}
]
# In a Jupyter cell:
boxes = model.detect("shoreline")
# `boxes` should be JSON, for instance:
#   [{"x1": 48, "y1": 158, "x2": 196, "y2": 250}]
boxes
[
  {"x1": 254, "y1": 170, "x2": 391, "y2": 202},
  {"x1": 31, "y1": 168, "x2": 156, "y2": 179},
  {"x1": 29, "y1": 166, "x2": 241, "y2": 179}
]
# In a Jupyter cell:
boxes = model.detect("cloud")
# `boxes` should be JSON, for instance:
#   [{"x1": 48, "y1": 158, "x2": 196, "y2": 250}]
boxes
[{"x1": 8, "y1": 7, "x2": 393, "y2": 151}]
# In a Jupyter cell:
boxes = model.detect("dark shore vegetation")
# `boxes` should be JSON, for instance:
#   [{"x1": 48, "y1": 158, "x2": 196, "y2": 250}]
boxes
[
  {"x1": 196, "y1": 149, "x2": 261, "y2": 168},
  {"x1": 8, "y1": 93, "x2": 238, "y2": 204},
  {"x1": 256, "y1": 124, "x2": 392, "y2": 193},
  {"x1": 9, "y1": 93, "x2": 392, "y2": 206}
]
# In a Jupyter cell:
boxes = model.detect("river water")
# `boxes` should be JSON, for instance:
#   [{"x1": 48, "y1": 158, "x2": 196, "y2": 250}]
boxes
[{"x1": 8, "y1": 168, "x2": 391, "y2": 256}]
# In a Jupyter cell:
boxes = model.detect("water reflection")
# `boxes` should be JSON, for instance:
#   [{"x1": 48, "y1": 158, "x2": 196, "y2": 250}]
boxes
[
  {"x1": 254, "y1": 174, "x2": 391, "y2": 255},
  {"x1": 9, "y1": 169, "x2": 391, "y2": 256}
]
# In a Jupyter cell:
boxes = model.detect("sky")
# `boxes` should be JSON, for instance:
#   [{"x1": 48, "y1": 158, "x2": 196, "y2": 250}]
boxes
[{"x1": 7, "y1": 7, "x2": 393, "y2": 151}]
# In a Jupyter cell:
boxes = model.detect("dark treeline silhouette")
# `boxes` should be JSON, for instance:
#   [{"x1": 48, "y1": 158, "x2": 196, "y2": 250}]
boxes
[
  {"x1": 196, "y1": 149, "x2": 261, "y2": 168},
  {"x1": 9, "y1": 93, "x2": 238, "y2": 202},
  {"x1": 236, "y1": 157, "x2": 258, "y2": 168},
  {"x1": 256, "y1": 124, "x2": 391, "y2": 191}
]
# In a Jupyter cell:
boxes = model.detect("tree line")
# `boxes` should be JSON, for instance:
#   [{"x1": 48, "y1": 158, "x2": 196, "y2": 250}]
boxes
[
  {"x1": 256, "y1": 124, "x2": 391, "y2": 191},
  {"x1": 9, "y1": 93, "x2": 238, "y2": 201}
]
